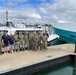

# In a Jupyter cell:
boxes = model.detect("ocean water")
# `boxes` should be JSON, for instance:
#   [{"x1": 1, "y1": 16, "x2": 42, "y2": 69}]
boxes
[{"x1": 34, "y1": 61, "x2": 76, "y2": 75}]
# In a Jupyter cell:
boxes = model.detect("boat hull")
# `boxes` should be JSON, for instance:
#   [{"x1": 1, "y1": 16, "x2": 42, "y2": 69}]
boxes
[
  {"x1": 53, "y1": 27, "x2": 76, "y2": 44},
  {"x1": 47, "y1": 34, "x2": 59, "y2": 45}
]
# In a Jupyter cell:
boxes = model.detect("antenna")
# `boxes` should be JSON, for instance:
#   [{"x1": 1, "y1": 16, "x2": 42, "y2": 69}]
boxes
[
  {"x1": 6, "y1": 11, "x2": 10, "y2": 27},
  {"x1": 6, "y1": 10, "x2": 8, "y2": 23}
]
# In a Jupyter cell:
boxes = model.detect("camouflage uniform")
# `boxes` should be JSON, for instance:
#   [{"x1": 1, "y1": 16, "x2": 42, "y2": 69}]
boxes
[
  {"x1": 37, "y1": 32, "x2": 43, "y2": 50},
  {"x1": 24, "y1": 33, "x2": 29, "y2": 50},
  {"x1": 13, "y1": 33, "x2": 19, "y2": 52},
  {"x1": 42, "y1": 34, "x2": 48, "y2": 50},
  {"x1": 19, "y1": 32, "x2": 24, "y2": 51},
  {"x1": 29, "y1": 32, "x2": 33, "y2": 50},
  {"x1": 33, "y1": 33, "x2": 38, "y2": 51}
]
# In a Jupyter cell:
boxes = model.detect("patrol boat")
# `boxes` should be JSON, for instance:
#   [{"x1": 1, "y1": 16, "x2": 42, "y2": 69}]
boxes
[{"x1": 0, "y1": 21, "x2": 59, "y2": 45}]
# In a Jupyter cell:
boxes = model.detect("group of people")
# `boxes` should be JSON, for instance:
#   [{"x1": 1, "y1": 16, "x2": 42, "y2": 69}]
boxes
[{"x1": 0, "y1": 30, "x2": 49, "y2": 54}]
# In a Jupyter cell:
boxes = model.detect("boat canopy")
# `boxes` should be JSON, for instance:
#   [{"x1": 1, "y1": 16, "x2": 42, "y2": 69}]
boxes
[
  {"x1": 16, "y1": 27, "x2": 42, "y2": 31},
  {"x1": 0, "y1": 26, "x2": 42, "y2": 35}
]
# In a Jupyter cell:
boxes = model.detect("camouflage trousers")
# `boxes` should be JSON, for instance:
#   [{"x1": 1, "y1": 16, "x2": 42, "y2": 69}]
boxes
[
  {"x1": 33, "y1": 42, "x2": 38, "y2": 51},
  {"x1": 29, "y1": 41, "x2": 33, "y2": 50},
  {"x1": 43, "y1": 42, "x2": 47, "y2": 50},
  {"x1": 37, "y1": 42, "x2": 43, "y2": 50},
  {"x1": 14, "y1": 42, "x2": 20, "y2": 51},
  {"x1": 19, "y1": 40, "x2": 24, "y2": 50},
  {"x1": 24, "y1": 41, "x2": 29, "y2": 49}
]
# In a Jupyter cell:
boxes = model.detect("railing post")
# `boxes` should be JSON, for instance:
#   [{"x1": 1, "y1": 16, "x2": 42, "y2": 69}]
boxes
[{"x1": 75, "y1": 44, "x2": 76, "y2": 53}]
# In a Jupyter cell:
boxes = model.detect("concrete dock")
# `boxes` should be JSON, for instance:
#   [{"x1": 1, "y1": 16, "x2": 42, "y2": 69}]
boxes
[{"x1": 0, "y1": 44, "x2": 75, "y2": 74}]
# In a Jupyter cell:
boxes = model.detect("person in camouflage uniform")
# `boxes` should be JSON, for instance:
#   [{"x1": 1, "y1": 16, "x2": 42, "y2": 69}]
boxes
[
  {"x1": 33, "y1": 32, "x2": 38, "y2": 51},
  {"x1": 42, "y1": 33, "x2": 48, "y2": 50},
  {"x1": 24, "y1": 32, "x2": 29, "y2": 50},
  {"x1": 13, "y1": 32, "x2": 19, "y2": 52},
  {"x1": 19, "y1": 32, "x2": 24, "y2": 51},
  {"x1": 29, "y1": 32, "x2": 33, "y2": 50},
  {"x1": 0, "y1": 31, "x2": 2, "y2": 54},
  {"x1": 37, "y1": 31, "x2": 43, "y2": 50}
]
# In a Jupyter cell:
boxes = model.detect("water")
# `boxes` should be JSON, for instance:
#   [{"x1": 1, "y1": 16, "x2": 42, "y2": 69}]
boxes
[{"x1": 34, "y1": 61, "x2": 76, "y2": 75}]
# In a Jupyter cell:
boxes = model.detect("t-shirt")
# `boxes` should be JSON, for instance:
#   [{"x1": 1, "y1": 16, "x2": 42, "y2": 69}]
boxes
[
  {"x1": 9, "y1": 36, "x2": 14, "y2": 44},
  {"x1": 2, "y1": 34, "x2": 9, "y2": 45}
]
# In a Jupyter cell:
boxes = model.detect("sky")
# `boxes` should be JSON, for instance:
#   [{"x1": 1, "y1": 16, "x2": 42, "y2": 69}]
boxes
[{"x1": 0, "y1": 0, "x2": 76, "y2": 24}]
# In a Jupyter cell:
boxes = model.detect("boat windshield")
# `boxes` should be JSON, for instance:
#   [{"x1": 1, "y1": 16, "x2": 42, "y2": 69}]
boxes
[{"x1": 6, "y1": 22, "x2": 14, "y2": 27}]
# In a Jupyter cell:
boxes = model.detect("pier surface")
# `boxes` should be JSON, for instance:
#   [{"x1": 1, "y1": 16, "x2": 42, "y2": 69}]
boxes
[{"x1": 0, "y1": 44, "x2": 75, "y2": 73}]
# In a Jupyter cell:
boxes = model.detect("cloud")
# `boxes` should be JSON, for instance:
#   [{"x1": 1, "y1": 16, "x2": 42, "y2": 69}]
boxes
[
  {"x1": 46, "y1": 0, "x2": 76, "y2": 21},
  {"x1": 13, "y1": 13, "x2": 41, "y2": 19},
  {"x1": 0, "y1": 7, "x2": 41, "y2": 24},
  {"x1": 6, "y1": 2, "x2": 17, "y2": 7},
  {"x1": 39, "y1": 7, "x2": 47, "y2": 14},
  {"x1": 38, "y1": 0, "x2": 76, "y2": 23},
  {"x1": 8, "y1": 8, "x2": 41, "y2": 19},
  {"x1": 39, "y1": 0, "x2": 47, "y2": 2},
  {"x1": 0, "y1": 0, "x2": 76, "y2": 24}
]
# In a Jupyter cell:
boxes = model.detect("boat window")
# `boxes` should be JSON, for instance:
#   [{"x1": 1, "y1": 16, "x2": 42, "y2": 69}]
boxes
[
  {"x1": 6, "y1": 22, "x2": 14, "y2": 27},
  {"x1": 70, "y1": 35, "x2": 75, "y2": 38}
]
